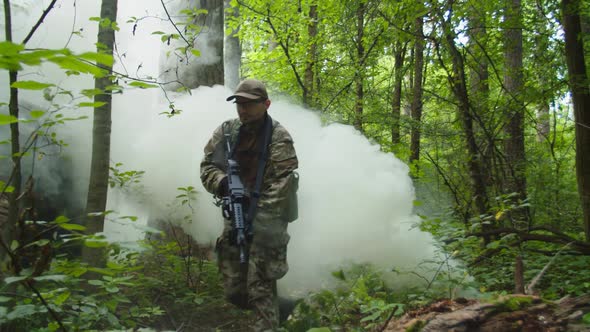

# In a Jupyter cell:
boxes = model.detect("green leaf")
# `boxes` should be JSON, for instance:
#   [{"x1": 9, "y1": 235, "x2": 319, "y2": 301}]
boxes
[
  {"x1": 84, "y1": 239, "x2": 109, "y2": 248},
  {"x1": 33, "y1": 274, "x2": 68, "y2": 282},
  {"x1": 23, "y1": 239, "x2": 50, "y2": 248},
  {"x1": 29, "y1": 110, "x2": 45, "y2": 119},
  {"x1": 0, "y1": 296, "x2": 12, "y2": 303},
  {"x1": 77, "y1": 101, "x2": 107, "y2": 108},
  {"x1": 7, "y1": 304, "x2": 37, "y2": 320},
  {"x1": 106, "y1": 286, "x2": 120, "y2": 293},
  {"x1": 583, "y1": 313, "x2": 590, "y2": 325},
  {"x1": 1, "y1": 180, "x2": 15, "y2": 193},
  {"x1": 360, "y1": 310, "x2": 382, "y2": 322},
  {"x1": 88, "y1": 279, "x2": 103, "y2": 286},
  {"x1": 58, "y1": 223, "x2": 86, "y2": 231},
  {"x1": 128, "y1": 81, "x2": 158, "y2": 89},
  {"x1": 306, "y1": 328, "x2": 332, "y2": 332},
  {"x1": 86, "y1": 267, "x2": 115, "y2": 276},
  {"x1": 11, "y1": 80, "x2": 54, "y2": 90},
  {"x1": 54, "y1": 215, "x2": 70, "y2": 224},
  {"x1": 4, "y1": 276, "x2": 27, "y2": 284},
  {"x1": 53, "y1": 291, "x2": 71, "y2": 306},
  {"x1": 0, "y1": 114, "x2": 18, "y2": 125},
  {"x1": 48, "y1": 56, "x2": 106, "y2": 77},
  {"x1": 0, "y1": 41, "x2": 24, "y2": 54},
  {"x1": 81, "y1": 88, "x2": 103, "y2": 98},
  {"x1": 78, "y1": 52, "x2": 114, "y2": 66},
  {"x1": 486, "y1": 240, "x2": 500, "y2": 249},
  {"x1": 331, "y1": 269, "x2": 346, "y2": 281},
  {"x1": 191, "y1": 49, "x2": 201, "y2": 57}
]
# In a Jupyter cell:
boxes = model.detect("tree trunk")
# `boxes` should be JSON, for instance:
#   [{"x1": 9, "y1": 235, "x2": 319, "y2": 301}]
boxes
[
  {"x1": 2, "y1": 0, "x2": 22, "y2": 265},
  {"x1": 534, "y1": 4, "x2": 551, "y2": 143},
  {"x1": 503, "y1": 0, "x2": 528, "y2": 209},
  {"x1": 409, "y1": 16, "x2": 424, "y2": 165},
  {"x1": 224, "y1": 0, "x2": 240, "y2": 90},
  {"x1": 536, "y1": 102, "x2": 550, "y2": 142},
  {"x1": 83, "y1": 0, "x2": 118, "y2": 268},
  {"x1": 353, "y1": 2, "x2": 365, "y2": 133},
  {"x1": 391, "y1": 41, "x2": 405, "y2": 145},
  {"x1": 468, "y1": 8, "x2": 493, "y2": 191},
  {"x1": 303, "y1": 1, "x2": 318, "y2": 108},
  {"x1": 562, "y1": 0, "x2": 590, "y2": 241},
  {"x1": 162, "y1": 0, "x2": 224, "y2": 89},
  {"x1": 191, "y1": 0, "x2": 224, "y2": 87},
  {"x1": 440, "y1": 18, "x2": 489, "y2": 225}
]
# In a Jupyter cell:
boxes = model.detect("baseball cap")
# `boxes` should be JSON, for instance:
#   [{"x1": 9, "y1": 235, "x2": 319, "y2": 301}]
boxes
[{"x1": 226, "y1": 79, "x2": 268, "y2": 101}]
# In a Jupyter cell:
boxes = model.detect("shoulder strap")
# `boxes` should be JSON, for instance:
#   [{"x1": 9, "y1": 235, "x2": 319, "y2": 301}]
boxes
[{"x1": 247, "y1": 113, "x2": 273, "y2": 222}]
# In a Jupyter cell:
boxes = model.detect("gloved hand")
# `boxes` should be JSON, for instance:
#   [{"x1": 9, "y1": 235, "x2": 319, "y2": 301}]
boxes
[{"x1": 217, "y1": 176, "x2": 229, "y2": 197}]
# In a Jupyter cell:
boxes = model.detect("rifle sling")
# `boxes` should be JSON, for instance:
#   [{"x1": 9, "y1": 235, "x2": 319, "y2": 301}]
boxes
[
  {"x1": 248, "y1": 113, "x2": 273, "y2": 223},
  {"x1": 224, "y1": 114, "x2": 273, "y2": 223}
]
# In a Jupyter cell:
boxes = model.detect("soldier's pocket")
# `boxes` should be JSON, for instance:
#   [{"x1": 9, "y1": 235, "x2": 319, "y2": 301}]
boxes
[{"x1": 263, "y1": 246, "x2": 289, "y2": 280}]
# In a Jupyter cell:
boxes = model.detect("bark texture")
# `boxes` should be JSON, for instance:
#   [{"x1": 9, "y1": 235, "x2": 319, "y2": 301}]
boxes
[
  {"x1": 562, "y1": 0, "x2": 590, "y2": 241},
  {"x1": 83, "y1": 0, "x2": 118, "y2": 268},
  {"x1": 409, "y1": 16, "x2": 424, "y2": 165}
]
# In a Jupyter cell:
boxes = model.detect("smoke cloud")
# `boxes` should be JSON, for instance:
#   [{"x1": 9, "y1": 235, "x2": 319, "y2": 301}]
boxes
[{"x1": 1, "y1": 0, "x2": 435, "y2": 296}]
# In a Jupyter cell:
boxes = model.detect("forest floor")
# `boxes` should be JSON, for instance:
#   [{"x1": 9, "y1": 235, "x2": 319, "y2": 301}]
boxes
[
  {"x1": 149, "y1": 299, "x2": 253, "y2": 331},
  {"x1": 383, "y1": 294, "x2": 590, "y2": 332}
]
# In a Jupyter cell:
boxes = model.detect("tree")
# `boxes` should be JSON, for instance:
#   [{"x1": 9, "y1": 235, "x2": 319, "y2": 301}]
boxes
[
  {"x1": 188, "y1": 0, "x2": 224, "y2": 87},
  {"x1": 1, "y1": 0, "x2": 58, "y2": 264},
  {"x1": 2, "y1": 0, "x2": 22, "y2": 264},
  {"x1": 303, "y1": 0, "x2": 318, "y2": 108},
  {"x1": 160, "y1": 0, "x2": 224, "y2": 89},
  {"x1": 433, "y1": 2, "x2": 490, "y2": 225},
  {"x1": 224, "y1": 0, "x2": 241, "y2": 89},
  {"x1": 409, "y1": 14, "x2": 425, "y2": 165},
  {"x1": 562, "y1": 0, "x2": 590, "y2": 241},
  {"x1": 503, "y1": 0, "x2": 528, "y2": 214},
  {"x1": 83, "y1": 0, "x2": 118, "y2": 268},
  {"x1": 391, "y1": 40, "x2": 406, "y2": 145}
]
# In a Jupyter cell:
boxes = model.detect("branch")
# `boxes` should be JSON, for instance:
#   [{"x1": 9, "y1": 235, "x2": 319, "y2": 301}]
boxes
[
  {"x1": 22, "y1": 0, "x2": 59, "y2": 45},
  {"x1": 467, "y1": 227, "x2": 590, "y2": 263},
  {"x1": 160, "y1": 0, "x2": 192, "y2": 47},
  {"x1": 526, "y1": 242, "x2": 573, "y2": 295}
]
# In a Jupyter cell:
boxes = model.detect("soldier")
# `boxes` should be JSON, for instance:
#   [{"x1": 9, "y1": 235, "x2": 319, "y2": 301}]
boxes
[{"x1": 200, "y1": 79, "x2": 299, "y2": 331}]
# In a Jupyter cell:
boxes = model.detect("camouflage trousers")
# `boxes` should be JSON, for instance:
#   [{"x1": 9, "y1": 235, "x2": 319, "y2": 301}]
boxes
[{"x1": 216, "y1": 229, "x2": 289, "y2": 332}]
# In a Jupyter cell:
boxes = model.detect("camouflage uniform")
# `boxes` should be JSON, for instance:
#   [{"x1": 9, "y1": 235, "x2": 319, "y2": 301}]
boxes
[{"x1": 200, "y1": 115, "x2": 298, "y2": 331}]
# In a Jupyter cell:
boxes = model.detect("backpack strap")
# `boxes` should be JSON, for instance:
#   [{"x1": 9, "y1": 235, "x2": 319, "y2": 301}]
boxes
[{"x1": 247, "y1": 113, "x2": 273, "y2": 223}]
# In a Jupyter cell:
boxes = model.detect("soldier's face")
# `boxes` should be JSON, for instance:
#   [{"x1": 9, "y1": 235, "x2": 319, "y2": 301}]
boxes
[{"x1": 235, "y1": 97, "x2": 270, "y2": 124}]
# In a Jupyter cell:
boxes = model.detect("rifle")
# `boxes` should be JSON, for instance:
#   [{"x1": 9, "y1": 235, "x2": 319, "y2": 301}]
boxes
[{"x1": 221, "y1": 132, "x2": 250, "y2": 264}]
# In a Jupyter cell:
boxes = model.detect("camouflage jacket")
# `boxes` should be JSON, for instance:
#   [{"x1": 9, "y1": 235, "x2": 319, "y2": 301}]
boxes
[{"x1": 200, "y1": 114, "x2": 298, "y2": 247}]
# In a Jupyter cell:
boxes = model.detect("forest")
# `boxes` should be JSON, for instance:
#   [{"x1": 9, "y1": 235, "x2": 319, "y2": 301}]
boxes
[{"x1": 1, "y1": 0, "x2": 590, "y2": 331}]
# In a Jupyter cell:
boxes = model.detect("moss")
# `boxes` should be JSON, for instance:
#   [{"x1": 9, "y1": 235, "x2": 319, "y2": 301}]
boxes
[
  {"x1": 405, "y1": 319, "x2": 426, "y2": 332},
  {"x1": 491, "y1": 295, "x2": 534, "y2": 313}
]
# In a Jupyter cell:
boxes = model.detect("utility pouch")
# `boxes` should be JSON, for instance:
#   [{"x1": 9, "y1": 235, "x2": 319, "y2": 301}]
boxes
[{"x1": 284, "y1": 171, "x2": 299, "y2": 222}]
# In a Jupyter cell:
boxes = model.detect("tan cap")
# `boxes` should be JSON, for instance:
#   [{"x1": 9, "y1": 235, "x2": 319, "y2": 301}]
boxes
[{"x1": 226, "y1": 79, "x2": 268, "y2": 101}]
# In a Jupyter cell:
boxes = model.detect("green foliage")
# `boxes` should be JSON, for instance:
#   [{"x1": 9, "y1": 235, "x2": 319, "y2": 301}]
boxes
[
  {"x1": 109, "y1": 162, "x2": 145, "y2": 188},
  {"x1": 420, "y1": 206, "x2": 590, "y2": 300},
  {"x1": 284, "y1": 264, "x2": 405, "y2": 331},
  {"x1": 0, "y1": 230, "x2": 229, "y2": 331}
]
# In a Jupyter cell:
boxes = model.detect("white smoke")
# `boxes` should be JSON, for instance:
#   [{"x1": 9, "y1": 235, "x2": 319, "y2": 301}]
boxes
[{"x1": 1, "y1": 0, "x2": 436, "y2": 296}]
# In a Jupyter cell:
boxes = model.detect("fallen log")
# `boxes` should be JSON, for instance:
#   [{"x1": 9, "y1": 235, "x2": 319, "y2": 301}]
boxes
[{"x1": 384, "y1": 294, "x2": 590, "y2": 332}]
